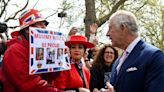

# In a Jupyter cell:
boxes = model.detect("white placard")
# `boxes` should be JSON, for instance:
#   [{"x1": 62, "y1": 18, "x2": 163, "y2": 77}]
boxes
[{"x1": 29, "y1": 27, "x2": 70, "y2": 75}]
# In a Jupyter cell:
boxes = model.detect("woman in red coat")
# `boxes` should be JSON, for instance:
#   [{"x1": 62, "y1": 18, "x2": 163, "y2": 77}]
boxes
[
  {"x1": 52, "y1": 35, "x2": 95, "y2": 92},
  {"x1": 1, "y1": 9, "x2": 61, "y2": 92}
]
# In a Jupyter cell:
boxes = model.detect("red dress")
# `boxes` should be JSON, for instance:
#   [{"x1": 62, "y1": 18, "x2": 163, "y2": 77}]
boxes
[{"x1": 51, "y1": 61, "x2": 90, "y2": 90}]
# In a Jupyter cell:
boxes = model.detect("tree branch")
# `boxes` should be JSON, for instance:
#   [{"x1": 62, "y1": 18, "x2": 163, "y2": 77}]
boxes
[
  {"x1": 0, "y1": 0, "x2": 10, "y2": 18},
  {"x1": 97, "y1": 0, "x2": 127, "y2": 27},
  {"x1": 5, "y1": 0, "x2": 29, "y2": 22}
]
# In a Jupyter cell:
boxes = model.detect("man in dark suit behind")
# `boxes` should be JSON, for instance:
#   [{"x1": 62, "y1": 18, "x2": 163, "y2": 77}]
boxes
[{"x1": 104, "y1": 10, "x2": 164, "y2": 92}]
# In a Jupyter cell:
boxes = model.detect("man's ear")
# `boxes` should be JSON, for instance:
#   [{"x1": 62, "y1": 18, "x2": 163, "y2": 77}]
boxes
[
  {"x1": 121, "y1": 23, "x2": 125, "y2": 30},
  {"x1": 121, "y1": 23, "x2": 128, "y2": 32}
]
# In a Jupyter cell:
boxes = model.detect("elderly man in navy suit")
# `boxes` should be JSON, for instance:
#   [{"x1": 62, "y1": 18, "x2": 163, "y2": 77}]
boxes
[{"x1": 103, "y1": 10, "x2": 164, "y2": 92}]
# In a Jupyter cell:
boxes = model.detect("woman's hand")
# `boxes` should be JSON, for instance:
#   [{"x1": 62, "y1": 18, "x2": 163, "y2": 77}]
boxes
[
  {"x1": 92, "y1": 88, "x2": 99, "y2": 92},
  {"x1": 90, "y1": 23, "x2": 98, "y2": 34},
  {"x1": 79, "y1": 88, "x2": 90, "y2": 92},
  {"x1": 37, "y1": 80, "x2": 48, "y2": 86}
]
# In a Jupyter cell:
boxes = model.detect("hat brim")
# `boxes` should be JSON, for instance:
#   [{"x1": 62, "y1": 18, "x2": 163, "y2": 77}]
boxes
[
  {"x1": 19, "y1": 19, "x2": 48, "y2": 31},
  {"x1": 11, "y1": 19, "x2": 48, "y2": 38},
  {"x1": 65, "y1": 41, "x2": 95, "y2": 48}
]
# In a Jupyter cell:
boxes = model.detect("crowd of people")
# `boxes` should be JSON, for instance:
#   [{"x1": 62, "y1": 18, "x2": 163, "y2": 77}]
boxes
[{"x1": 0, "y1": 8, "x2": 164, "y2": 92}]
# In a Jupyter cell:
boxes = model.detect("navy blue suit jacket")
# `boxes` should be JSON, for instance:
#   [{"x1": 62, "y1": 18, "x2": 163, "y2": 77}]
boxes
[{"x1": 110, "y1": 40, "x2": 164, "y2": 92}]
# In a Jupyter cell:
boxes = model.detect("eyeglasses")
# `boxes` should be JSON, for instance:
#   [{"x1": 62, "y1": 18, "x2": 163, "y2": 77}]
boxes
[{"x1": 104, "y1": 51, "x2": 114, "y2": 54}]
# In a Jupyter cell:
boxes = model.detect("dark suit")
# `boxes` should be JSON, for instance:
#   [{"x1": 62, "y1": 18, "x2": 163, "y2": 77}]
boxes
[{"x1": 110, "y1": 40, "x2": 164, "y2": 92}]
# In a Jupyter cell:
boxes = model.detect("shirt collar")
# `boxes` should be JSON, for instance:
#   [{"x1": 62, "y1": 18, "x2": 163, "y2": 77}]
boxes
[
  {"x1": 70, "y1": 59, "x2": 83, "y2": 69},
  {"x1": 126, "y1": 36, "x2": 140, "y2": 54}
]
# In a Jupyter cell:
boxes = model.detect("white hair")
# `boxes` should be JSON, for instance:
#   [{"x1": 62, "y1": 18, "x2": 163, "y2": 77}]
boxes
[{"x1": 109, "y1": 10, "x2": 139, "y2": 33}]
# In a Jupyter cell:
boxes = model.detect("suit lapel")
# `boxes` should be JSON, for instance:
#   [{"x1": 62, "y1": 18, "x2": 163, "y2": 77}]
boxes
[
  {"x1": 114, "y1": 40, "x2": 145, "y2": 85},
  {"x1": 110, "y1": 57, "x2": 120, "y2": 85}
]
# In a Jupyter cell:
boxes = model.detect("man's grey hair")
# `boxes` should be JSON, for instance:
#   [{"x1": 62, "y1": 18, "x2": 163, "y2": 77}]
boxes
[{"x1": 109, "y1": 10, "x2": 139, "y2": 33}]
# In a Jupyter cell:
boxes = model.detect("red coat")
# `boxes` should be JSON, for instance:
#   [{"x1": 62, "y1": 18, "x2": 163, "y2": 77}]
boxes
[
  {"x1": 0, "y1": 67, "x2": 15, "y2": 92},
  {"x1": 2, "y1": 35, "x2": 59, "y2": 92},
  {"x1": 51, "y1": 63, "x2": 90, "y2": 90}
]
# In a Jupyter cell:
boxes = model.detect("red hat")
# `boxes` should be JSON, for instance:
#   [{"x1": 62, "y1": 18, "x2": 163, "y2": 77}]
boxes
[
  {"x1": 65, "y1": 35, "x2": 95, "y2": 48},
  {"x1": 11, "y1": 9, "x2": 48, "y2": 38},
  {"x1": 19, "y1": 9, "x2": 48, "y2": 30}
]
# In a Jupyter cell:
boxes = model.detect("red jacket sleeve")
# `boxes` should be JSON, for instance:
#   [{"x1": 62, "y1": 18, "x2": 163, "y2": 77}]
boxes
[{"x1": 52, "y1": 71, "x2": 67, "y2": 89}]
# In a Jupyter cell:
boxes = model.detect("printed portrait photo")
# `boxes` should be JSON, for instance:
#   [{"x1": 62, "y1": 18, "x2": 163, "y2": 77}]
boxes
[{"x1": 36, "y1": 48, "x2": 44, "y2": 60}]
